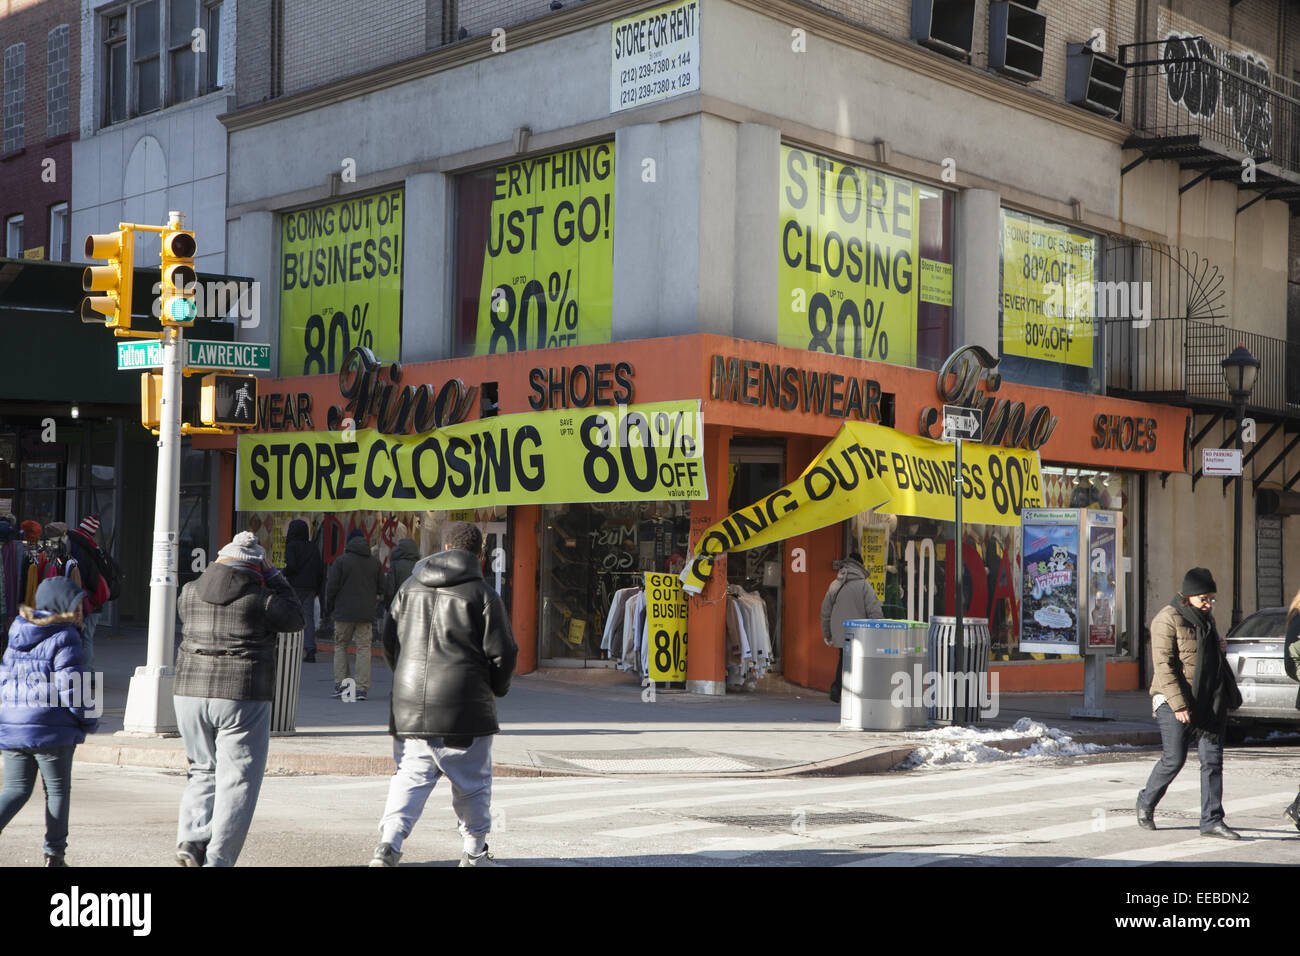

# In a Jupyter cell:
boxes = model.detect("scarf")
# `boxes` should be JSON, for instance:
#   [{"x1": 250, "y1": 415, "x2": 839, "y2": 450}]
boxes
[{"x1": 1177, "y1": 599, "x2": 1241, "y2": 743}]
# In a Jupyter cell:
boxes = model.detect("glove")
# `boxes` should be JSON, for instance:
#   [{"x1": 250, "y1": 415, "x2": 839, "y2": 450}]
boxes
[{"x1": 823, "y1": 634, "x2": 833, "y2": 647}]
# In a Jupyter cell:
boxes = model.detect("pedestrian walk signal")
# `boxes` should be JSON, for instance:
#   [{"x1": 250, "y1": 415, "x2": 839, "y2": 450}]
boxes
[
  {"x1": 81, "y1": 227, "x2": 135, "y2": 328},
  {"x1": 200, "y1": 373, "x2": 258, "y2": 428}
]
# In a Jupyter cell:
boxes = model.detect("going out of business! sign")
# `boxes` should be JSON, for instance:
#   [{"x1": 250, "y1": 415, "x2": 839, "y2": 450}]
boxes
[{"x1": 278, "y1": 189, "x2": 404, "y2": 376}]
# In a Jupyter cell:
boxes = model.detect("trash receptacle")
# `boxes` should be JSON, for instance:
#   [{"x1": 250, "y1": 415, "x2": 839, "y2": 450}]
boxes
[
  {"x1": 925, "y1": 616, "x2": 992, "y2": 725},
  {"x1": 840, "y1": 619, "x2": 928, "y2": 731},
  {"x1": 270, "y1": 630, "x2": 305, "y2": 736}
]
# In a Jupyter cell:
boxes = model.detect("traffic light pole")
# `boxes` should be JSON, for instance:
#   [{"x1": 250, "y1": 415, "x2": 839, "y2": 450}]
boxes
[{"x1": 122, "y1": 322, "x2": 184, "y2": 735}]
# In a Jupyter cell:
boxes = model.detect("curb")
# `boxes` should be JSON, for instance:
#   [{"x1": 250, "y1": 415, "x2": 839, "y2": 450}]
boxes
[{"x1": 74, "y1": 732, "x2": 1162, "y2": 779}]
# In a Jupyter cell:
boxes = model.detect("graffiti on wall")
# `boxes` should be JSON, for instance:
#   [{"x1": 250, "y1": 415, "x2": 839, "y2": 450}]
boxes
[{"x1": 1160, "y1": 31, "x2": 1273, "y2": 156}]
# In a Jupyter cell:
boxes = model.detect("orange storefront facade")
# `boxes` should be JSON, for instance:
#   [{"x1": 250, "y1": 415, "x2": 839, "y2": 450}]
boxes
[{"x1": 201, "y1": 333, "x2": 1189, "y2": 695}]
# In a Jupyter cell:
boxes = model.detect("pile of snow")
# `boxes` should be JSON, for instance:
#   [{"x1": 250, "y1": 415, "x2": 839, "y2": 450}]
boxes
[{"x1": 896, "y1": 717, "x2": 1132, "y2": 769}]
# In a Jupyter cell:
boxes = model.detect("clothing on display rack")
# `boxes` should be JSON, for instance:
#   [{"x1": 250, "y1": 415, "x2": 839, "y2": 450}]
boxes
[{"x1": 725, "y1": 584, "x2": 774, "y2": 689}]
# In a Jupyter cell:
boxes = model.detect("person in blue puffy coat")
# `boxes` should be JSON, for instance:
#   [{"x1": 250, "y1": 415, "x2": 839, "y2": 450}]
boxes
[{"x1": 0, "y1": 576, "x2": 100, "y2": 866}]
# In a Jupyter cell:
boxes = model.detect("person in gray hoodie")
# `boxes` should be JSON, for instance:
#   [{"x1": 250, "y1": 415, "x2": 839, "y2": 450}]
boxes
[
  {"x1": 384, "y1": 537, "x2": 421, "y2": 607},
  {"x1": 326, "y1": 529, "x2": 384, "y2": 701},
  {"x1": 820, "y1": 551, "x2": 883, "y2": 704}
]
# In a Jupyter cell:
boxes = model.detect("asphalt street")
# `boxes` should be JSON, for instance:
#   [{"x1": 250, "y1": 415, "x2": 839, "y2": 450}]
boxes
[{"x1": 2, "y1": 747, "x2": 1297, "y2": 867}]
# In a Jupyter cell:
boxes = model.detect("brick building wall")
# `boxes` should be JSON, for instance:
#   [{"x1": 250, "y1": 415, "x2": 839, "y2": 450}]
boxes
[{"x1": 0, "y1": 0, "x2": 80, "y2": 260}]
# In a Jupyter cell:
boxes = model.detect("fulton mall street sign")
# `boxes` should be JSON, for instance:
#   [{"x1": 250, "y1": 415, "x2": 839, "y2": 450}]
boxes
[{"x1": 117, "y1": 339, "x2": 272, "y2": 373}]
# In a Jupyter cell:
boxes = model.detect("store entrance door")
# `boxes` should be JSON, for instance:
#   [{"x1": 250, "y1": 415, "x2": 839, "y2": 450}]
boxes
[{"x1": 727, "y1": 441, "x2": 785, "y2": 669}]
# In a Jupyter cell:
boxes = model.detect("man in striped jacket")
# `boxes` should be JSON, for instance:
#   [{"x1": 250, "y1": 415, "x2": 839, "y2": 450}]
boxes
[{"x1": 173, "y1": 531, "x2": 304, "y2": 866}]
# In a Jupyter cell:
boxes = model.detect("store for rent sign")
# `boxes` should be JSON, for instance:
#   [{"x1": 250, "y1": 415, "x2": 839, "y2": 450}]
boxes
[
  {"x1": 610, "y1": 0, "x2": 700, "y2": 112},
  {"x1": 778, "y1": 145, "x2": 951, "y2": 368},
  {"x1": 1000, "y1": 210, "x2": 1097, "y2": 368},
  {"x1": 474, "y1": 144, "x2": 614, "y2": 356},
  {"x1": 237, "y1": 400, "x2": 706, "y2": 511},
  {"x1": 279, "y1": 189, "x2": 404, "y2": 376}
]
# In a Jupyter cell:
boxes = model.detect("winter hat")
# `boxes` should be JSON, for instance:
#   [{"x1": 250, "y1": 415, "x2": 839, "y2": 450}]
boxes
[
  {"x1": 347, "y1": 528, "x2": 366, "y2": 541},
  {"x1": 218, "y1": 531, "x2": 265, "y2": 563},
  {"x1": 79, "y1": 514, "x2": 101, "y2": 537},
  {"x1": 20, "y1": 520, "x2": 41, "y2": 543},
  {"x1": 45, "y1": 521, "x2": 68, "y2": 539},
  {"x1": 35, "y1": 576, "x2": 86, "y2": 615},
  {"x1": 1179, "y1": 567, "x2": 1217, "y2": 597}
]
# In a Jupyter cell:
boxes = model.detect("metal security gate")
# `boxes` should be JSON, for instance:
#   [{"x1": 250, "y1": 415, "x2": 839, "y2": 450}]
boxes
[{"x1": 1256, "y1": 515, "x2": 1283, "y2": 610}]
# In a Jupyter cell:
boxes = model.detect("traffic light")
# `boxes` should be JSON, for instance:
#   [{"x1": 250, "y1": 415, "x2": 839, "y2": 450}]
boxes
[
  {"x1": 81, "y1": 227, "x2": 136, "y2": 327},
  {"x1": 159, "y1": 226, "x2": 198, "y2": 326},
  {"x1": 140, "y1": 373, "x2": 162, "y2": 429},
  {"x1": 200, "y1": 373, "x2": 258, "y2": 427}
]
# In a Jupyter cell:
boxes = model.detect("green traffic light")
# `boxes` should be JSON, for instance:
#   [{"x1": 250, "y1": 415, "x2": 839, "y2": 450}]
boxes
[{"x1": 167, "y1": 297, "x2": 196, "y2": 322}]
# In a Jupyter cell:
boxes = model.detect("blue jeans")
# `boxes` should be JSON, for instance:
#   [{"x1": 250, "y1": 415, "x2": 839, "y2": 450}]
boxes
[
  {"x1": 82, "y1": 611, "x2": 100, "y2": 674},
  {"x1": 0, "y1": 746, "x2": 76, "y2": 856},
  {"x1": 175, "y1": 696, "x2": 271, "y2": 867},
  {"x1": 1138, "y1": 702, "x2": 1226, "y2": 830}
]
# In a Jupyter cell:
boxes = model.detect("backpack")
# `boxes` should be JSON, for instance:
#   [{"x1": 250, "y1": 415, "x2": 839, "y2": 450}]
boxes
[{"x1": 91, "y1": 546, "x2": 123, "y2": 602}]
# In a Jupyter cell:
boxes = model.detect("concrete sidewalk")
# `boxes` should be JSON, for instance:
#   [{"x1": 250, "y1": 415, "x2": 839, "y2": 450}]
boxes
[{"x1": 77, "y1": 627, "x2": 1162, "y2": 778}]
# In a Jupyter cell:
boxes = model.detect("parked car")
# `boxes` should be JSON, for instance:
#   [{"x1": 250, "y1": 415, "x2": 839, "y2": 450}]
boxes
[{"x1": 1224, "y1": 606, "x2": 1300, "y2": 728}]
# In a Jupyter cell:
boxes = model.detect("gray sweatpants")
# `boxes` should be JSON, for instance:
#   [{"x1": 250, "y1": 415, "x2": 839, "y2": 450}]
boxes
[
  {"x1": 378, "y1": 735, "x2": 493, "y2": 855},
  {"x1": 174, "y1": 696, "x2": 271, "y2": 867}
]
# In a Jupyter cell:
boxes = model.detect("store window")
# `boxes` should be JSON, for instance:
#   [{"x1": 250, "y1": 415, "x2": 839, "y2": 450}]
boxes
[
  {"x1": 453, "y1": 142, "x2": 615, "y2": 358},
  {"x1": 850, "y1": 465, "x2": 1137, "y2": 662},
  {"x1": 538, "y1": 501, "x2": 689, "y2": 662},
  {"x1": 998, "y1": 209, "x2": 1102, "y2": 393},
  {"x1": 778, "y1": 144, "x2": 955, "y2": 370}
]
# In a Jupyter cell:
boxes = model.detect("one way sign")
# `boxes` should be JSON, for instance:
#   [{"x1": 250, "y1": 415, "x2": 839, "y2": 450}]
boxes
[{"x1": 941, "y1": 404, "x2": 983, "y2": 442}]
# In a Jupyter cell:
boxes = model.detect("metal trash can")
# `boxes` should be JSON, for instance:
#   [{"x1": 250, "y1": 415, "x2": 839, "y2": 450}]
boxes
[
  {"x1": 925, "y1": 616, "x2": 991, "y2": 725},
  {"x1": 270, "y1": 630, "x2": 305, "y2": 736},
  {"x1": 840, "y1": 619, "x2": 929, "y2": 731}
]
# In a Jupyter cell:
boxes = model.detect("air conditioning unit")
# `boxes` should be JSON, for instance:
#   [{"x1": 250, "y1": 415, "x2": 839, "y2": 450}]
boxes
[
  {"x1": 988, "y1": 0, "x2": 1046, "y2": 82},
  {"x1": 1066, "y1": 42, "x2": 1127, "y2": 118},
  {"x1": 912, "y1": 0, "x2": 977, "y2": 62}
]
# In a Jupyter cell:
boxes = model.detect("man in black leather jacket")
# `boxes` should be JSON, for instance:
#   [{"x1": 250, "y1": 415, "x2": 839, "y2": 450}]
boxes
[{"x1": 369, "y1": 522, "x2": 517, "y2": 868}]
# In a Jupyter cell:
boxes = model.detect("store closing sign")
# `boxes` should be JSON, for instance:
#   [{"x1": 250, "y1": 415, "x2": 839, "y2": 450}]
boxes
[
  {"x1": 778, "y1": 145, "x2": 949, "y2": 368},
  {"x1": 475, "y1": 143, "x2": 615, "y2": 355},
  {"x1": 280, "y1": 189, "x2": 404, "y2": 376},
  {"x1": 237, "y1": 400, "x2": 706, "y2": 512},
  {"x1": 1000, "y1": 210, "x2": 1097, "y2": 368},
  {"x1": 646, "y1": 572, "x2": 688, "y2": 681},
  {"x1": 681, "y1": 421, "x2": 1042, "y2": 593}
]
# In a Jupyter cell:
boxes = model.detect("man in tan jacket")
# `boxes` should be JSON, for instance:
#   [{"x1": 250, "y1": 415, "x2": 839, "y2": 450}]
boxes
[{"x1": 1136, "y1": 567, "x2": 1241, "y2": 840}]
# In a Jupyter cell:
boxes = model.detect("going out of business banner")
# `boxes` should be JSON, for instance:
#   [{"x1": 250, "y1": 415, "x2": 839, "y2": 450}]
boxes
[
  {"x1": 237, "y1": 400, "x2": 705, "y2": 512},
  {"x1": 474, "y1": 143, "x2": 614, "y2": 355},
  {"x1": 778, "y1": 145, "x2": 948, "y2": 368},
  {"x1": 681, "y1": 421, "x2": 1043, "y2": 593},
  {"x1": 279, "y1": 189, "x2": 404, "y2": 376},
  {"x1": 999, "y1": 209, "x2": 1097, "y2": 368}
]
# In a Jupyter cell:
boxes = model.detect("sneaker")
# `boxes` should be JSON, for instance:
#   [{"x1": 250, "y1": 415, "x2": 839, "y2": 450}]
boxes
[
  {"x1": 176, "y1": 841, "x2": 206, "y2": 867},
  {"x1": 44, "y1": 854, "x2": 67, "y2": 867},
  {"x1": 459, "y1": 844, "x2": 500, "y2": 867},
  {"x1": 332, "y1": 683, "x2": 346, "y2": 698},
  {"x1": 368, "y1": 843, "x2": 401, "y2": 867},
  {"x1": 356, "y1": 689, "x2": 368, "y2": 701},
  {"x1": 1284, "y1": 793, "x2": 1300, "y2": 832},
  {"x1": 1135, "y1": 799, "x2": 1156, "y2": 831}
]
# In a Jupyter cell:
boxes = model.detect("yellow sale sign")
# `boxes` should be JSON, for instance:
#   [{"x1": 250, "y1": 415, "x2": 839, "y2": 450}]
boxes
[
  {"x1": 1000, "y1": 210, "x2": 1097, "y2": 368},
  {"x1": 778, "y1": 145, "x2": 923, "y2": 367},
  {"x1": 279, "y1": 190, "x2": 404, "y2": 376},
  {"x1": 645, "y1": 572, "x2": 688, "y2": 681},
  {"x1": 475, "y1": 143, "x2": 615, "y2": 355},
  {"x1": 238, "y1": 401, "x2": 706, "y2": 512}
]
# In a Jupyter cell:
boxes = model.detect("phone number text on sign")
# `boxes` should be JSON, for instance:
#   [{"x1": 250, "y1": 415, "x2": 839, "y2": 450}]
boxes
[{"x1": 610, "y1": 0, "x2": 700, "y2": 113}]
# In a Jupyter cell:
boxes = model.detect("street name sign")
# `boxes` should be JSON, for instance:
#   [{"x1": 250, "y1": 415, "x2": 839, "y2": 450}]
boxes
[{"x1": 117, "y1": 339, "x2": 271, "y2": 373}]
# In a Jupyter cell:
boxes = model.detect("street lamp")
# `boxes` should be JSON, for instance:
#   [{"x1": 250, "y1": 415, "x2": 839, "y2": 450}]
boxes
[{"x1": 1221, "y1": 343, "x2": 1259, "y2": 628}]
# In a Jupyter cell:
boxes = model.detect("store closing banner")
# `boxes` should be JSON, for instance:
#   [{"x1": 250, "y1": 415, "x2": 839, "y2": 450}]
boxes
[
  {"x1": 680, "y1": 421, "x2": 1043, "y2": 593},
  {"x1": 238, "y1": 400, "x2": 706, "y2": 511}
]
